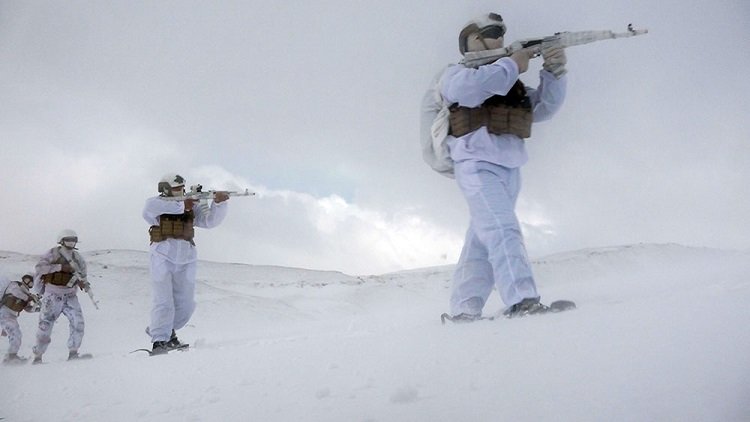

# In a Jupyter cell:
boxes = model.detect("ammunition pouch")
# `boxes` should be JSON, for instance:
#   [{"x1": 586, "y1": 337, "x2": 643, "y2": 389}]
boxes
[
  {"x1": 42, "y1": 272, "x2": 74, "y2": 287},
  {"x1": 448, "y1": 80, "x2": 533, "y2": 139},
  {"x1": 1, "y1": 293, "x2": 28, "y2": 312},
  {"x1": 449, "y1": 103, "x2": 532, "y2": 138},
  {"x1": 149, "y1": 211, "x2": 195, "y2": 245}
]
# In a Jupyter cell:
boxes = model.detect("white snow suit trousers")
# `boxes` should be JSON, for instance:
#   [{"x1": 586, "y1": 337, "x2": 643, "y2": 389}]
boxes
[
  {"x1": 0, "y1": 307, "x2": 23, "y2": 354},
  {"x1": 149, "y1": 255, "x2": 197, "y2": 343},
  {"x1": 451, "y1": 160, "x2": 539, "y2": 315},
  {"x1": 33, "y1": 290, "x2": 85, "y2": 356}
]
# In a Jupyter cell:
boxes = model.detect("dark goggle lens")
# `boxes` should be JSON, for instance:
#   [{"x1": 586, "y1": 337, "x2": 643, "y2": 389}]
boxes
[
  {"x1": 480, "y1": 25, "x2": 505, "y2": 39},
  {"x1": 62, "y1": 237, "x2": 78, "y2": 243}
]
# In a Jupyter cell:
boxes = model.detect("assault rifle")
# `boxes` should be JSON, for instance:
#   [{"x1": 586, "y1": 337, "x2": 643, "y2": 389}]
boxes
[
  {"x1": 72, "y1": 274, "x2": 99, "y2": 310},
  {"x1": 58, "y1": 248, "x2": 99, "y2": 310},
  {"x1": 160, "y1": 184, "x2": 255, "y2": 202},
  {"x1": 25, "y1": 291, "x2": 41, "y2": 312},
  {"x1": 460, "y1": 24, "x2": 648, "y2": 68}
]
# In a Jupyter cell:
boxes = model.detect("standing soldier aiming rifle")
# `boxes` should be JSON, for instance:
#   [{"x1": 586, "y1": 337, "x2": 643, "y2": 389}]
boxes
[
  {"x1": 423, "y1": 14, "x2": 646, "y2": 322},
  {"x1": 142, "y1": 173, "x2": 238, "y2": 355},
  {"x1": 433, "y1": 12, "x2": 569, "y2": 322}
]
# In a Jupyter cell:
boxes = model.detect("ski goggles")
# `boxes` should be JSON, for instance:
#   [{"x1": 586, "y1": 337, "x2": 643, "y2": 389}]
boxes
[
  {"x1": 478, "y1": 24, "x2": 506, "y2": 39},
  {"x1": 461, "y1": 22, "x2": 507, "y2": 43}
]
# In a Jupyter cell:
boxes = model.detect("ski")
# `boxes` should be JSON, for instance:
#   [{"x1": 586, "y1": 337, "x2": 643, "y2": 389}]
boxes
[
  {"x1": 130, "y1": 344, "x2": 189, "y2": 356},
  {"x1": 26, "y1": 353, "x2": 94, "y2": 365},
  {"x1": 440, "y1": 313, "x2": 494, "y2": 324},
  {"x1": 2, "y1": 357, "x2": 30, "y2": 366},
  {"x1": 68, "y1": 353, "x2": 93, "y2": 361},
  {"x1": 441, "y1": 300, "x2": 576, "y2": 324},
  {"x1": 546, "y1": 300, "x2": 577, "y2": 313}
]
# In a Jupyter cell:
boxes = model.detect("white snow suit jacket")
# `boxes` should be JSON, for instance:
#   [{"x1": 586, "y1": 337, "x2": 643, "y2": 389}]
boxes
[
  {"x1": 34, "y1": 246, "x2": 88, "y2": 296},
  {"x1": 142, "y1": 196, "x2": 228, "y2": 265},
  {"x1": 1, "y1": 280, "x2": 35, "y2": 313},
  {"x1": 440, "y1": 57, "x2": 567, "y2": 168}
]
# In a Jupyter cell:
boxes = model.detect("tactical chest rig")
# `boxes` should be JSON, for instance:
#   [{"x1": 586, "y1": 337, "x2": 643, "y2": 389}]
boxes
[
  {"x1": 41, "y1": 252, "x2": 75, "y2": 287},
  {"x1": 149, "y1": 210, "x2": 195, "y2": 245},
  {"x1": 448, "y1": 80, "x2": 533, "y2": 138},
  {"x1": 1, "y1": 283, "x2": 31, "y2": 312}
]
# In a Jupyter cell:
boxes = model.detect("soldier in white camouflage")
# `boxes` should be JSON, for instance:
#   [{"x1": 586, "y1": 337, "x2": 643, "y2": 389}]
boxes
[
  {"x1": 441, "y1": 13, "x2": 567, "y2": 321},
  {"x1": 143, "y1": 173, "x2": 230, "y2": 355},
  {"x1": 1, "y1": 274, "x2": 39, "y2": 364},
  {"x1": 32, "y1": 230, "x2": 93, "y2": 363}
]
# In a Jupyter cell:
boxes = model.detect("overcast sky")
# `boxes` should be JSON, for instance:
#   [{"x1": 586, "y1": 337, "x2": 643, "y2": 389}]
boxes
[{"x1": 2, "y1": 0, "x2": 748, "y2": 275}]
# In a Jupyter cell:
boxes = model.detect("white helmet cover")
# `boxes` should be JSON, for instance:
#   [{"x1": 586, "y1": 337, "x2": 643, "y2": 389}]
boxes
[
  {"x1": 158, "y1": 173, "x2": 186, "y2": 195},
  {"x1": 57, "y1": 229, "x2": 78, "y2": 244},
  {"x1": 458, "y1": 12, "x2": 506, "y2": 55}
]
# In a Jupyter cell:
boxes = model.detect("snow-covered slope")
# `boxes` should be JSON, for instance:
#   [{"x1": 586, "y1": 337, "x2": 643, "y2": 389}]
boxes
[{"x1": 1, "y1": 244, "x2": 748, "y2": 421}]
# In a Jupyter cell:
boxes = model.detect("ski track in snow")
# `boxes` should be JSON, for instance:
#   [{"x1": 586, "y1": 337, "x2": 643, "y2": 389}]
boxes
[{"x1": 1, "y1": 243, "x2": 749, "y2": 422}]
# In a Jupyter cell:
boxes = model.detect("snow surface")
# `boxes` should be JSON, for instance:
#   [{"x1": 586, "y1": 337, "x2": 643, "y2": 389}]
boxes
[{"x1": 1, "y1": 243, "x2": 749, "y2": 421}]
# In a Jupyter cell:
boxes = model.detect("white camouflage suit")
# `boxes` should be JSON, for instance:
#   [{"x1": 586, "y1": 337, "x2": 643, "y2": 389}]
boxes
[
  {"x1": 1, "y1": 278, "x2": 36, "y2": 355},
  {"x1": 441, "y1": 57, "x2": 566, "y2": 315},
  {"x1": 143, "y1": 197, "x2": 228, "y2": 343},
  {"x1": 32, "y1": 247, "x2": 88, "y2": 356}
]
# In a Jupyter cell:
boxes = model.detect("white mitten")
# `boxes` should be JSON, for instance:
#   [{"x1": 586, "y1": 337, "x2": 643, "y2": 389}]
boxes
[{"x1": 541, "y1": 41, "x2": 567, "y2": 79}]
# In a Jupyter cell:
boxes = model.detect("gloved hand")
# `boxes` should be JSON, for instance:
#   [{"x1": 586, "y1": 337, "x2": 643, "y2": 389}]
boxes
[
  {"x1": 213, "y1": 192, "x2": 230, "y2": 203},
  {"x1": 60, "y1": 263, "x2": 75, "y2": 273},
  {"x1": 509, "y1": 48, "x2": 532, "y2": 74},
  {"x1": 183, "y1": 198, "x2": 197, "y2": 211},
  {"x1": 78, "y1": 280, "x2": 91, "y2": 292},
  {"x1": 541, "y1": 41, "x2": 567, "y2": 79},
  {"x1": 26, "y1": 300, "x2": 41, "y2": 313}
]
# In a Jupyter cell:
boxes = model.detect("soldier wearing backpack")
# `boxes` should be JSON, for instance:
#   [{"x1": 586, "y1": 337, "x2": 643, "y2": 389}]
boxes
[{"x1": 435, "y1": 13, "x2": 568, "y2": 321}]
